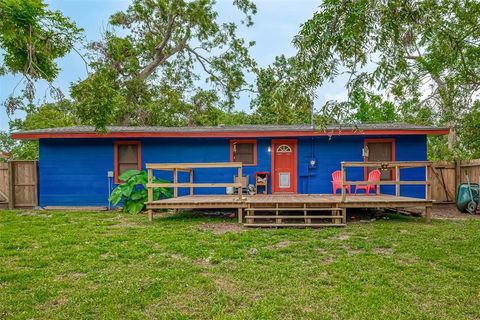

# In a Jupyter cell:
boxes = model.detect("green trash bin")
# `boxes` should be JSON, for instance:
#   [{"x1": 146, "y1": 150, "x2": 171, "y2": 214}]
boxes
[{"x1": 456, "y1": 183, "x2": 479, "y2": 213}]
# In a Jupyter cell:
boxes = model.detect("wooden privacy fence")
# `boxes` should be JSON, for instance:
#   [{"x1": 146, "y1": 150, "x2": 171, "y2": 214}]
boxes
[
  {"x1": 0, "y1": 160, "x2": 38, "y2": 209},
  {"x1": 431, "y1": 159, "x2": 480, "y2": 203}
]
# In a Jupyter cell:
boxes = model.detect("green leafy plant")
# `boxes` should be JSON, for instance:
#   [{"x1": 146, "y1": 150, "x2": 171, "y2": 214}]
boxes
[{"x1": 109, "y1": 169, "x2": 171, "y2": 214}]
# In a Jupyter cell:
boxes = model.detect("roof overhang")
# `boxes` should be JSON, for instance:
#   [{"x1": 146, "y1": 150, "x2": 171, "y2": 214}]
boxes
[{"x1": 11, "y1": 128, "x2": 450, "y2": 140}]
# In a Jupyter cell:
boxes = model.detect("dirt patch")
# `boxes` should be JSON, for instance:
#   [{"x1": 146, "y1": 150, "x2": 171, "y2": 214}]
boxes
[
  {"x1": 373, "y1": 247, "x2": 393, "y2": 255},
  {"x1": 55, "y1": 272, "x2": 86, "y2": 281},
  {"x1": 335, "y1": 234, "x2": 350, "y2": 241},
  {"x1": 108, "y1": 217, "x2": 145, "y2": 228},
  {"x1": 267, "y1": 240, "x2": 292, "y2": 250},
  {"x1": 171, "y1": 253, "x2": 189, "y2": 261},
  {"x1": 17, "y1": 211, "x2": 51, "y2": 218},
  {"x1": 432, "y1": 204, "x2": 480, "y2": 220},
  {"x1": 195, "y1": 257, "x2": 214, "y2": 267},
  {"x1": 213, "y1": 276, "x2": 238, "y2": 295},
  {"x1": 345, "y1": 246, "x2": 363, "y2": 256},
  {"x1": 100, "y1": 252, "x2": 111, "y2": 259},
  {"x1": 197, "y1": 222, "x2": 244, "y2": 234}
]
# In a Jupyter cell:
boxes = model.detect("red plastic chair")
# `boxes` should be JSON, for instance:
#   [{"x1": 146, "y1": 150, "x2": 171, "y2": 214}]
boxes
[
  {"x1": 355, "y1": 169, "x2": 381, "y2": 195},
  {"x1": 332, "y1": 170, "x2": 351, "y2": 194}
]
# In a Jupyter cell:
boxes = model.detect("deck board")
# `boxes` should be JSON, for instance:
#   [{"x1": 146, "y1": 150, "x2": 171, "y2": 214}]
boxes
[{"x1": 147, "y1": 194, "x2": 431, "y2": 209}]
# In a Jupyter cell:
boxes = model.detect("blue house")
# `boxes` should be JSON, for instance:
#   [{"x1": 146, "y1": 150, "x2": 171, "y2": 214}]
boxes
[{"x1": 12, "y1": 123, "x2": 448, "y2": 208}]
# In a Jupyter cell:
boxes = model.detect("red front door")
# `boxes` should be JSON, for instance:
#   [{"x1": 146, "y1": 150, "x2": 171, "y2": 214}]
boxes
[{"x1": 272, "y1": 140, "x2": 297, "y2": 193}]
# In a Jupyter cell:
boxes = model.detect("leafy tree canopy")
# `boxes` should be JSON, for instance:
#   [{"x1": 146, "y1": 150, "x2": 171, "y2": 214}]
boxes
[
  {"x1": 290, "y1": 0, "x2": 480, "y2": 155},
  {"x1": 0, "y1": 0, "x2": 83, "y2": 112},
  {"x1": 72, "y1": 0, "x2": 258, "y2": 131}
]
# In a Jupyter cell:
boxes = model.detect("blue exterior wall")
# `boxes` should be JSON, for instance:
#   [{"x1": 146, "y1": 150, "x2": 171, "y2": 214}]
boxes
[{"x1": 38, "y1": 135, "x2": 427, "y2": 206}]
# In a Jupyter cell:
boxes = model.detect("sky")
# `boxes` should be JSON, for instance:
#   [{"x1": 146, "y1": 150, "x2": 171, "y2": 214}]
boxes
[{"x1": 0, "y1": 0, "x2": 348, "y2": 131}]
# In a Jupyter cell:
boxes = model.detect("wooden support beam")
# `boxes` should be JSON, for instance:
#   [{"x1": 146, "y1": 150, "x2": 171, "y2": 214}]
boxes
[
  {"x1": 395, "y1": 165, "x2": 400, "y2": 196},
  {"x1": 189, "y1": 169, "x2": 194, "y2": 195},
  {"x1": 246, "y1": 215, "x2": 345, "y2": 219},
  {"x1": 147, "y1": 168, "x2": 153, "y2": 204},
  {"x1": 275, "y1": 203, "x2": 281, "y2": 224},
  {"x1": 244, "y1": 223, "x2": 345, "y2": 228},
  {"x1": 173, "y1": 168, "x2": 178, "y2": 198},
  {"x1": 425, "y1": 206, "x2": 432, "y2": 224},
  {"x1": 147, "y1": 182, "x2": 242, "y2": 188},
  {"x1": 304, "y1": 203, "x2": 311, "y2": 224},
  {"x1": 237, "y1": 165, "x2": 243, "y2": 201},
  {"x1": 237, "y1": 208, "x2": 243, "y2": 224},
  {"x1": 146, "y1": 162, "x2": 242, "y2": 169},
  {"x1": 244, "y1": 207, "x2": 343, "y2": 211},
  {"x1": 344, "y1": 180, "x2": 429, "y2": 186},
  {"x1": 148, "y1": 209, "x2": 153, "y2": 222},
  {"x1": 246, "y1": 203, "x2": 253, "y2": 224},
  {"x1": 341, "y1": 161, "x2": 431, "y2": 168}
]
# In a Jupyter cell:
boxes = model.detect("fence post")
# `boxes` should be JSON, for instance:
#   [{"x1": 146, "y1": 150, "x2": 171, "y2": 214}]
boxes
[
  {"x1": 8, "y1": 161, "x2": 14, "y2": 209},
  {"x1": 454, "y1": 160, "x2": 461, "y2": 199},
  {"x1": 425, "y1": 163, "x2": 432, "y2": 223},
  {"x1": 425, "y1": 163, "x2": 432, "y2": 201}
]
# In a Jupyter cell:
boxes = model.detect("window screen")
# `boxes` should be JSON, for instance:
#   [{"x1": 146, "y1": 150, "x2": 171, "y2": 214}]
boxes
[
  {"x1": 115, "y1": 142, "x2": 140, "y2": 181},
  {"x1": 367, "y1": 142, "x2": 393, "y2": 180},
  {"x1": 232, "y1": 141, "x2": 255, "y2": 165}
]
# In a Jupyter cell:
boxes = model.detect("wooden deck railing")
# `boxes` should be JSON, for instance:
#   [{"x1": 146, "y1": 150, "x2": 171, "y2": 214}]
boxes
[
  {"x1": 145, "y1": 162, "x2": 244, "y2": 203},
  {"x1": 340, "y1": 161, "x2": 432, "y2": 222}
]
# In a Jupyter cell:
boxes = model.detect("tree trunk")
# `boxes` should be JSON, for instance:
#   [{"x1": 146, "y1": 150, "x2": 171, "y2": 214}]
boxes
[{"x1": 447, "y1": 121, "x2": 456, "y2": 150}]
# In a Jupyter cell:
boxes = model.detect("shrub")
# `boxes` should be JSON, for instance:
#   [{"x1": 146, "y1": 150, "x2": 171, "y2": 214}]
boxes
[{"x1": 109, "y1": 169, "x2": 171, "y2": 214}]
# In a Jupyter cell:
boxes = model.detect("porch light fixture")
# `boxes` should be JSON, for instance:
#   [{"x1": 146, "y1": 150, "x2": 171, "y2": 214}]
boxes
[{"x1": 267, "y1": 146, "x2": 271, "y2": 153}]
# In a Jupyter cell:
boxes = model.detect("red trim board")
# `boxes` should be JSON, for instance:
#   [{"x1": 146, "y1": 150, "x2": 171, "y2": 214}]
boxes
[{"x1": 11, "y1": 129, "x2": 450, "y2": 140}]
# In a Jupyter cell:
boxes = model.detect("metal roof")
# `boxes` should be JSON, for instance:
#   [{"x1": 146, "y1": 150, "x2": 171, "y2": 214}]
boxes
[{"x1": 11, "y1": 123, "x2": 449, "y2": 140}]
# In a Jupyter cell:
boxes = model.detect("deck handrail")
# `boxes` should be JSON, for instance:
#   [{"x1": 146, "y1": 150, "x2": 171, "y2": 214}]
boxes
[
  {"x1": 146, "y1": 162, "x2": 244, "y2": 205},
  {"x1": 340, "y1": 161, "x2": 432, "y2": 222}
]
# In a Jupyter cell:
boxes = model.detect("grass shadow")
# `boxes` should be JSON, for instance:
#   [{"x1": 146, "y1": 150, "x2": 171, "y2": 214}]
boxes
[{"x1": 154, "y1": 209, "x2": 236, "y2": 223}]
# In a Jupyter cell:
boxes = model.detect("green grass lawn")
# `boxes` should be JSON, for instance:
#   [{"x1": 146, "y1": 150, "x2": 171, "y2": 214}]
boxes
[{"x1": 1, "y1": 210, "x2": 479, "y2": 320}]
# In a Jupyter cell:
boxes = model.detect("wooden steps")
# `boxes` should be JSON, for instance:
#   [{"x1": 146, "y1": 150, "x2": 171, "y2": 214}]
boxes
[
  {"x1": 244, "y1": 223, "x2": 346, "y2": 228},
  {"x1": 243, "y1": 202, "x2": 346, "y2": 228}
]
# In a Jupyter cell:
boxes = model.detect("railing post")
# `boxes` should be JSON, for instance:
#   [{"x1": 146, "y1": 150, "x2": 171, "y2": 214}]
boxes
[
  {"x1": 189, "y1": 169, "x2": 194, "y2": 196},
  {"x1": 341, "y1": 162, "x2": 346, "y2": 202},
  {"x1": 395, "y1": 164, "x2": 400, "y2": 196},
  {"x1": 173, "y1": 168, "x2": 178, "y2": 198},
  {"x1": 147, "y1": 167, "x2": 153, "y2": 222},
  {"x1": 237, "y1": 164, "x2": 243, "y2": 200}
]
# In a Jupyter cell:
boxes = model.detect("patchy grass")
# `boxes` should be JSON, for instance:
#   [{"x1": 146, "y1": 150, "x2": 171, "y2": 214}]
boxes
[{"x1": 1, "y1": 210, "x2": 479, "y2": 320}]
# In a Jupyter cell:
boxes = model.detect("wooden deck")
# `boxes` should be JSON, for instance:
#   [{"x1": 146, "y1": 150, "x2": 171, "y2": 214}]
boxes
[
  {"x1": 148, "y1": 194, "x2": 431, "y2": 208},
  {"x1": 146, "y1": 194, "x2": 432, "y2": 227},
  {"x1": 145, "y1": 161, "x2": 433, "y2": 227}
]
